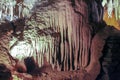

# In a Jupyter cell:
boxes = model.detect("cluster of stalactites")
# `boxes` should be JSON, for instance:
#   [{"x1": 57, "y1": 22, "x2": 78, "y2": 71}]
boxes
[
  {"x1": 35, "y1": 0, "x2": 92, "y2": 71},
  {"x1": 10, "y1": 31, "x2": 56, "y2": 68},
  {"x1": 21, "y1": 0, "x2": 92, "y2": 71},
  {"x1": 102, "y1": 0, "x2": 120, "y2": 20},
  {"x1": 28, "y1": 36, "x2": 56, "y2": 68},
  {"x1": 9, "y1": 0, "x2": 92, "y2": 71},
  {"x1": 39, "y1": 1, "x2": 92, "y2": 71},
  {"x1": 0, "y1": 0, "x2": 37, "y2": 22}
]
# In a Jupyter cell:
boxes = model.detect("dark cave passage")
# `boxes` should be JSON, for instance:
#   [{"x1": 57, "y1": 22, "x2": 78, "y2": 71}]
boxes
[{"x1": 97, "y1": 36, "x2": 120, "y2": 80}]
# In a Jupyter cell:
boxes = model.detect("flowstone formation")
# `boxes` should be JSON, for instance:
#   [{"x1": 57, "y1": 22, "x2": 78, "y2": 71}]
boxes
[{"x1": 10, "y1": 0, "x2": 93, "y2": 71}]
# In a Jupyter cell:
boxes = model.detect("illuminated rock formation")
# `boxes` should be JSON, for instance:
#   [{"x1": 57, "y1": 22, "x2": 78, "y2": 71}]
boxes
[{"x1": 102, "y1": 0, "x2": 120, "y2": 20}]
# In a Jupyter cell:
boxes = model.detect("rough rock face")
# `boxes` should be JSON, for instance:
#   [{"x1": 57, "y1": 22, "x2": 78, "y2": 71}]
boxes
[
  {"x1": 0, "y1": 0, "x2": 120, "y2": 80},
  {"x1": 96, "y1": 36, "x2": 120, "y2": 80},
  {"x1": 86, "y1": 26, "x2": 120, "y2": 80},
  {"x1": 0, "y1": 22, "x2": 14, "y2": 65}
]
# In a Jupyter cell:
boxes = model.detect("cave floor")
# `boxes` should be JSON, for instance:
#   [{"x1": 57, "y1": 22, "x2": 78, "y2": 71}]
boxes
[{"x1": 13, "y1": 64, "x2": 90, "y2": 80}]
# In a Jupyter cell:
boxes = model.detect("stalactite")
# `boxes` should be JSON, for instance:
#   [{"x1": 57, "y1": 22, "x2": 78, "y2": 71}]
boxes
[
  {"x1": 64, "y1": 41, "x2": 69, "y2": 71},
  {"x1": 66, "y1": 5, "x2": 73, "y2": 70},
  {"x1": 73, "y1": 13, "x2": 80, "y2": 70},
  {"x1": 107, "y1": 0, "x2": 113, "y2": 18},
  {"x1": 79, "y1": 15, "x2": 83, "y2": 68},
  {"x1": 102, "y1": 0, "x2": 107, "y2": 7},
  {"x1": 49, "y1": 14, "x2": 53, "y2": 28},
  {"x1": 113, "y1": 0, "x2": 119, "y2": 20},
  {"x1": 49, "y1": 38, "x2": 52, "y2": 64},
  {"x1": 54, "y1": 11, "x2": 59, "y2": 32},
  {"x1": 82, "y1": 24, "x2": 91, "y2": 68},
  {"x1": 17, "y1": 2, "x2": 23, "y2": 18},
  {"x1": 35, "y1": 38, "x2": 39, "y2": 66},
  {"x1": 31, "y1": 40, "x2": 36, "y2": 59},
  {"x1": 58, "y1": 10, "x2": 64, "y2": 69},
  {"x1": 0, "y1": 2, "x2": 2, "y2": 20}
]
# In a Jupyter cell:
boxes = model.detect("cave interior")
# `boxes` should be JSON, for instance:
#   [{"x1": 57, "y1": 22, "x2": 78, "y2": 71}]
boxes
[{"x1": 0, "y1": 0, "x2": 120, "y2": 80}]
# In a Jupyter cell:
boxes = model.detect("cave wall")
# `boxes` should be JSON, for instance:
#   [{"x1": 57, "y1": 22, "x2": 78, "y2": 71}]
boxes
[
  {"x1": 0, "y1": 22, "x2": 15, "y2": 65},
  {"x1": 96, "y1": 35, "x2": 120, "y2": 80}
]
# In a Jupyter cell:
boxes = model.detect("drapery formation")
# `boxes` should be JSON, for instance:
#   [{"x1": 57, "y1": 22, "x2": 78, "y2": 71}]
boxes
[
  {"x1": 27, "y1": 0, "x2": 92, "y2": 71},
  {"x1": 9, "y1": 0, "x2": 104, "y2": 71},
  {"x1": 9, "y1": 0, "x2": 91, "y2": 71}
]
